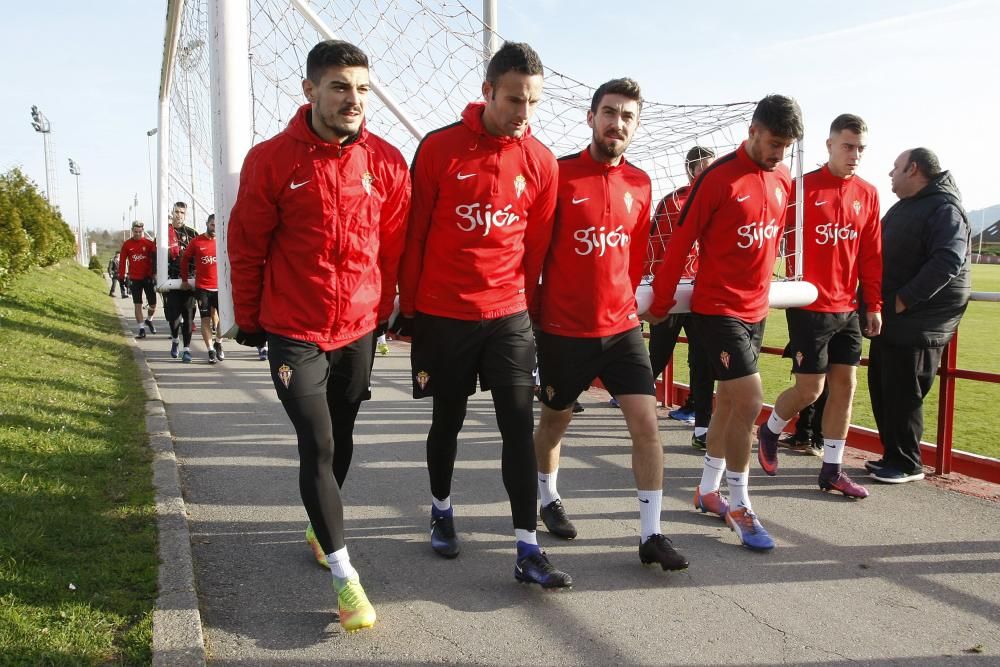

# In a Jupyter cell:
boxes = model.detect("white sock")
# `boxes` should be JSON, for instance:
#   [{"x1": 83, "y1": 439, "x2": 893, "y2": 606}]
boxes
[
  {"x1": 766, "y1": 410, "x2": 789, "y2": 434},
  {"x1": 183, "y1": 346, "x2": 190, "y2": 352},
  {"x1": 514, "y1": 528, "x2": 537, "y2": 545},
  {"x1": 694, "y1": 426, "x2": 708, "y2": 438},
  {"x1": 726, "y1": 469, "x2": 751, "y2": 510},
  {"x1": 699, "y1": 455, "x2": 726, "y2": 493},
  {"x1": 431, "y1": 495, "x2": 451, "y2": 512},
  {"x1": 638, "y1": 489, "x2": 662, "y2": 542},
  {"x1": 171, "y1": 337, "x2": 179, "y2": 344},
  {"x1": 538, "y1": 469, "x2": 560, "y2": 506},
  {"x1": 327, "y1": 546, "x2": 357, "y2": 581},
  {"x1": 823, "y1": 438, "x2": 846, "y2": 465}
]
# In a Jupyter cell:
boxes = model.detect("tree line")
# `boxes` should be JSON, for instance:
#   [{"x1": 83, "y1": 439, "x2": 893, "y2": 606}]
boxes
[{"x1": 0, "y1": 168, "x2": 76, "y2": 292}]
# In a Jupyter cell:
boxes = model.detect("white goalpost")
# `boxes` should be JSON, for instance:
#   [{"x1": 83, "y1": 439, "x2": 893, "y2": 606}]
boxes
[{"x1": 157, "y1": 0, "x2": 814, "y2": 338}]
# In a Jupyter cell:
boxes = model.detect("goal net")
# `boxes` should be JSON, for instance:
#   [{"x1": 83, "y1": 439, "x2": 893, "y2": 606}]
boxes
[{"x1": 158, "y1": 0, "x2": 807, "y2": 328}]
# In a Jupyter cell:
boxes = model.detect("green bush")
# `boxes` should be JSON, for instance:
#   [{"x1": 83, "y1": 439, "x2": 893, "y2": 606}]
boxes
[
  {"x1": 0, "y1": 168, "x2": 75, "y2": 292},
  {"x1": 88, "y1": 254, "x2": 103, "y2": 274}
]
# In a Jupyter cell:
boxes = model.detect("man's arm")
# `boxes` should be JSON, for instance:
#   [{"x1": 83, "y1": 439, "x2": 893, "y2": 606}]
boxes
[
  {"x1": 522, "y1": 159, "x2": 558, "y2": 315},
  {"x1": 896, "y1": 202, "x2": 969, "y2": 311},
  {"x1": 858, "y1": 191, "x2": 883, "y2": 314},
  {"x1": 227, "y1": 146, "x2": 279, "y2": 332},
  {"x1": 628, "y1": 189, "x2": 653, "y2": 292},
  {"x1": 117, "y1": 242, "x2": 128, "y2": 281},
  {"x1": 180, "y1": 240, "x2": 196, "y2": 286},
  {"x1": 376, "y1": 154, "x2": 412, "y2": 323},
  {"x1": 397, "y1": 139, "x2": 438, "y2": 317},
  {"x1": 645, "y1": 179, "x2": 714, "y2": 320}
]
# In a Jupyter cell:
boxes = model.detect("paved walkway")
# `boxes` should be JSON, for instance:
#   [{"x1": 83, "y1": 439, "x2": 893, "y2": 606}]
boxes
[{"x1": 121, "y1": 300, "x2": 1000, "y2": 666}]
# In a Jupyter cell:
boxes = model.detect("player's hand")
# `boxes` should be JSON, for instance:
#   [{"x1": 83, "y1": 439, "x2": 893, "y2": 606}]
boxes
[
  {"x1": 389, "y1": 312, "x2": 415, "y2": 338},
  {"x1": 181, "y1": 280, "x2": 194, "y2": 291},
  {"x1": 894, "y1": 295, "x2": 906, "y2": 314},
  {"x1": 864, "y1": 311, "x2": 882, "y2": 338},
  {"x1": 642, "y1": 310, "x2": 667, "y2": 326},
  {"x1": 232, "y1": 325, "x2": 267, "y2": 348}
]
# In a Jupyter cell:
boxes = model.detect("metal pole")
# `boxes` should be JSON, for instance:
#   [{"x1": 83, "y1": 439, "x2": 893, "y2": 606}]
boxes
[
  {"x1": 208, "y1": 0, "x2": 252, "y2": 334},
  {"x1": 793, "y1": 139, "x2": 804, "y2": 279},
  {"x1": 978, "y1": 210, "x2": 985, "y2": 256},
  {"x1": 75, "y1": 174, "x2": 83, "y2": 264},
  {"x1": 146, "y1": 129, "x2": 158, "y2": 223},
  {"x1": 482, "y1": 0, "x2": 499, "y2": 73},
  {"x1": 42, "y1": 134, "x2": 52, "y2": 205}
]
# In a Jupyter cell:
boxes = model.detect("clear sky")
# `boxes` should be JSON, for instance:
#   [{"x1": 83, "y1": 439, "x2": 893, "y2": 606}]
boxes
[{"x1": 1, "y1": 0, "x2": 997, "y2": 236}]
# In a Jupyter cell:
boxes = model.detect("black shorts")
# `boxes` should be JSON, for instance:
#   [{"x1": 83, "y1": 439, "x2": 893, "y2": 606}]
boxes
[
  {"x1": 130, "y1": 278, "x2": 156, "y2": 306},
  {"x1": 410, "y1": 311, "x2": 535, "y2": 398},
  {"x1": 266, "y1": 332, "x2": 374, "y2": 403},
  {"x1": 536, "y1": 326, "x2": 655, "y2": 410},
  {"x1": 691, "y1": 314, "x2": 765, "y2": 381},
  {"x1": 195, "y1": 289, "x2": 219, "y2": 318},
  {"x1": 784, "y1": 308, "x2": 862, "y2": 373}
]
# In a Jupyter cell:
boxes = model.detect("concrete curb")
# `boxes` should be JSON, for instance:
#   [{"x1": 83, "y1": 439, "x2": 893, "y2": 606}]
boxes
[{"x1": 118, "y1": 307, "x2": 206, "y2": 666}]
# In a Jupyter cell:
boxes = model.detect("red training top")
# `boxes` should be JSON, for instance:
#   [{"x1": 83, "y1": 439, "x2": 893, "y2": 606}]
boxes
[
  {"x1": 118, "y1": 237, "x2": 156, "y2": 281},
  {"x1": 786, "y1": 165, "x2": 882, "y2": 313},
  {"x1": 536, "y1": 148, "x2": 651, "y2": 337},
  {"x1": 398, "y1": 102, "x2": 558, "y2": 320},
  {"x1": 645, "y1": 185, "x2": 699, "y2": 279},
  {"x1": 228, "y1": 104, "x2": 411, "y2": 351},
  {"x1": 649, "y1": 142, "x2": 792, "y2": 322},
  {"x1": 180, "y1": 233, "x2": 218, "y2": 290}
]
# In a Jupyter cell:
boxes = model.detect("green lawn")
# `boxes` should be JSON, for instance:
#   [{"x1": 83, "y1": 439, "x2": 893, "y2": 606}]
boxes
[
  {"x1": 0, "y1": 261, "x2": 156, "y2": 665},
  {"x1": 670, "y1": 263, "x2": 1000, "y2": 460}
]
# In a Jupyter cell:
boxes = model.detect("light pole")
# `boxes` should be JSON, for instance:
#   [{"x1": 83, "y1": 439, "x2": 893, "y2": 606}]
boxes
[
  {"x1": 146, "y1": 128, "x2": 158, "y2": 223},
  {"x1": 68, "y1": 158, "x2": 84, "y2": 265},
  {"x1": 30, "y1": 105, "x2": 55, "y2": 205}
]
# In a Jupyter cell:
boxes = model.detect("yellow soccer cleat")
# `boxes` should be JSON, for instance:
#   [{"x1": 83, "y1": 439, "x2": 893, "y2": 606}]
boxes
[
  {"x1": 305, "y1": 523, "x2": 329, "y2": 569},
  {"x1": 334, "y1": 576, "x2": 377, "y2": 632}
]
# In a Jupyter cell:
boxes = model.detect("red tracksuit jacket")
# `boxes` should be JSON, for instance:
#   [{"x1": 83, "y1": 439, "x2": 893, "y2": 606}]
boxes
[
  {"x1": 536, "y1": 148, "x2": 651, "y2": 337},
  {"x1": 649, "y1": 142, "x2": 792, "y2": 322},
  {"x1": 118, "y1": 238, "x2": 156, "y2": 281},
  {"x1": 645, "y1": 185, "x2": 699, "y2": 279},
  {"x1": 786, "y1": 165, "x2": 882, "y2": 313},
  {"x1": 180, "y1": 234, "x2": 218, "y2": 290},
  {"x1": 228, "y1": 104, "x2": 411, "y2": 350},
  {"x1": 398, "y1": 102, "x2": 557, "y2": 320}
]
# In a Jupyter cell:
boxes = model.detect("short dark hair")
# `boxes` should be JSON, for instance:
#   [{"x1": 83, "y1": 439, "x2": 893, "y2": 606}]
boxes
[
  {"x1": 485, "y1": 41, "x2": 543, "y2": 85},
  {"x1": 206, "y1": 214, "x2": 215, "y2": 223},
  {"x1": 306, "y1": 40, "x2": 368, "y2": 84},
  {"x1": 751, "y1": 94, "x2": 804, "y2": 140},
  {"x1": 132, "y1": 221, "x2": 144, "y2": 229},
  {"x1": 908, "y1": 147, "x2": 942, "y2": 178},
  {"x1": 590, "y1": 78, "x2": 642, "y2": 113},
  {"x1": 684, "y1": 145, "x2": 716, "y2": 179},
  {"x1": 173, "y1": 201, "x2": 187, "y2": 209},
  {"x1": 830, "y1": 113, "x2": 867, "y2": 135}
]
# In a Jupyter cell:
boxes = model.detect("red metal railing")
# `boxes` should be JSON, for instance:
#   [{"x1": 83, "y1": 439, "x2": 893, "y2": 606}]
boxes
[{"x1": 657, "y1": 306, "x2": 1000, "y2": 484}]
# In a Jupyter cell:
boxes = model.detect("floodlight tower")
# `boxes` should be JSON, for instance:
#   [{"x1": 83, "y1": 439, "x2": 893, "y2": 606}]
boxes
[
  {"x1": 146, "y1": 128, "x2": 158, "y2": 223},
  {"x1": 68, "y1": 158, "x2": 85, "y2": 265},
  {"x1": 30, "y1": 105, "x2": 57, "y2": 205}
]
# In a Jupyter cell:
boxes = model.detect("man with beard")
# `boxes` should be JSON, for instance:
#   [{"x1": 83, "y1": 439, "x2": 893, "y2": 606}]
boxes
[
  {"x1": 531, "y1": 78, "x2": 688, "y2": 572},
  {"x1": 395, "y1": 41, "x2": 571, "y2": 588},
  {"x1": 228, "y1": 40, "x2": 410, "y2": 631},
  {"x1": 181, "y1": 214, "x2": 223, "y2": 364},
  {"x1": 644, "y1": 95, "x2": 803, "y2": 552}
]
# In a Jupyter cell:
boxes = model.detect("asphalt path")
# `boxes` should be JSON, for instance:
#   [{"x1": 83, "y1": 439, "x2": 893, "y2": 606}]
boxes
[{"x1": 124, "y1": 301, "x2": 1000, "y2": 666}]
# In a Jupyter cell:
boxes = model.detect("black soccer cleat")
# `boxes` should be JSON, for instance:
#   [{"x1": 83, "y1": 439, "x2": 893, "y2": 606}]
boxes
[
  {"x1": 430, "y1": 515, "x2": 460, "y2": 559},
  {"x1": 514, "y1": 550, "x2": 572, "y2": 589},
  {"x1": 539, "y1": 499, "x2": 577, "y2": 539},
  {"x1": 639, "y1": 534, "x2": 689, "y2": 571},
  {"x1": 144, "y1": 318, "x2": 157, "y2": 335},
  {"x1": 214, "y1": 341, "x2": 225, "y2": 361}
]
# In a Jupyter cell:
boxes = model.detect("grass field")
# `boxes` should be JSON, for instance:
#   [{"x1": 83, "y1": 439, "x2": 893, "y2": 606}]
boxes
[
  {"x1": 670, "y1": 263, "x2": 1000, "y2": 461},
  {"x1": 0, "y1": 261, "x2": 156, "y2": 665}
]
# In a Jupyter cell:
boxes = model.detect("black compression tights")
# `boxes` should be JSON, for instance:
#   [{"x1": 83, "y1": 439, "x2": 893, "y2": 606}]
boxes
[
  {"x1": 279, "y1": 392, "x2": 363, "y2": 554},
  {"x1": 165, "y1": 293, "x2": 194, "y2": 346},
  {"x1": 426, "y1": 386, "x2": 537, "y2": 530}
]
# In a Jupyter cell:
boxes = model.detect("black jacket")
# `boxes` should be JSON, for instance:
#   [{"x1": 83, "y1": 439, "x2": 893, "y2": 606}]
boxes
[{"x1": 878, "y1": 171, "x2": 971, "y2": 347}]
